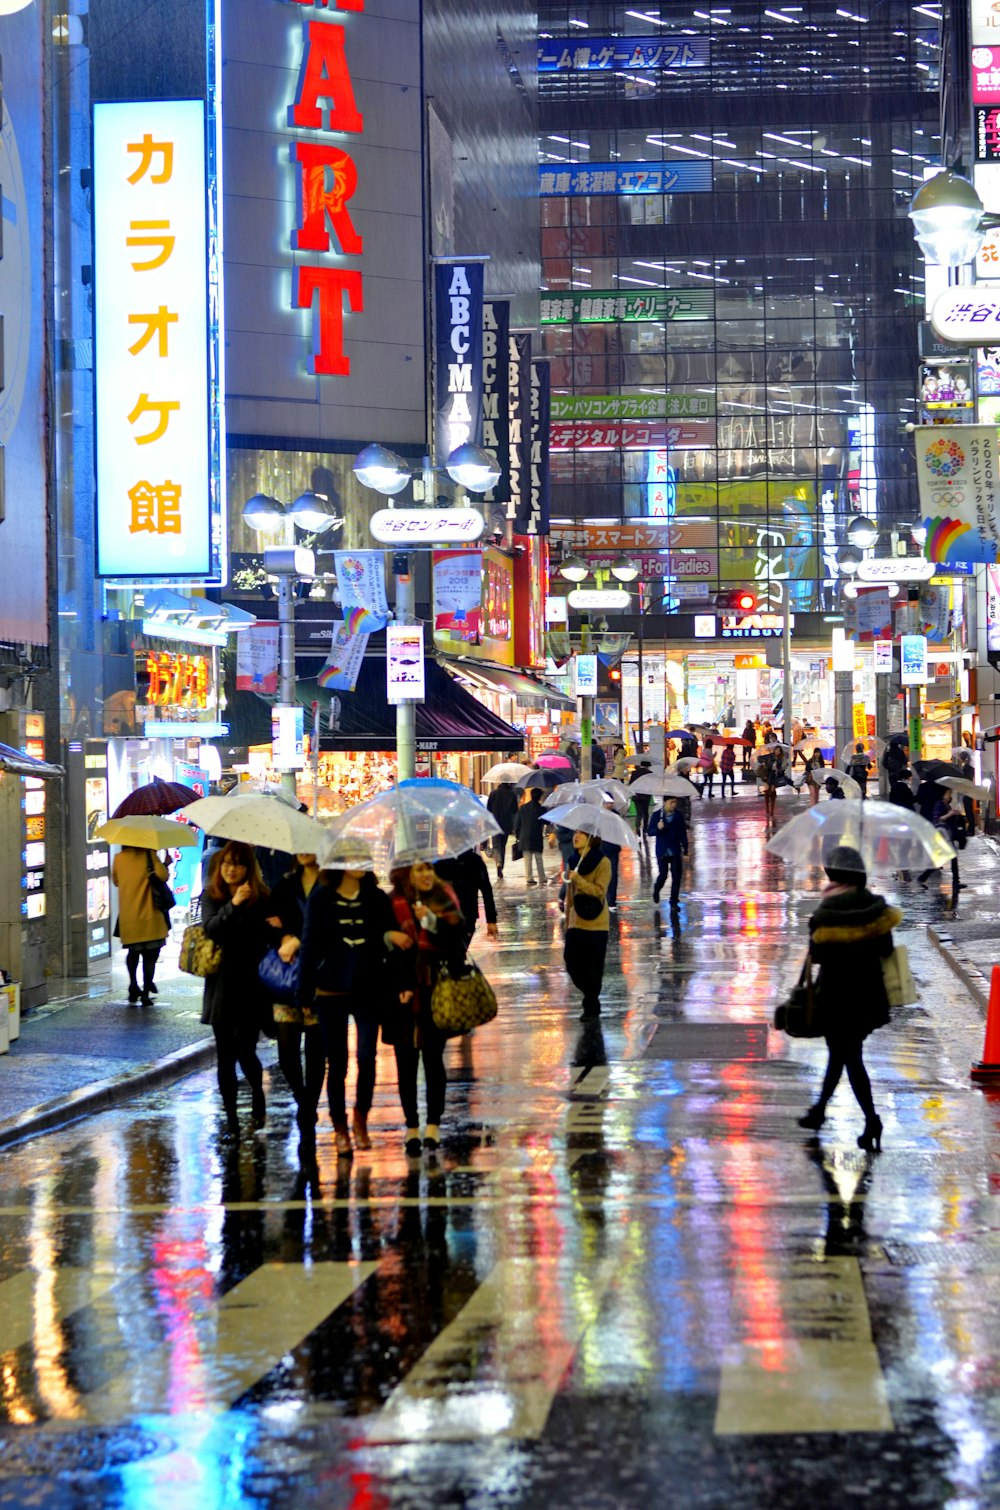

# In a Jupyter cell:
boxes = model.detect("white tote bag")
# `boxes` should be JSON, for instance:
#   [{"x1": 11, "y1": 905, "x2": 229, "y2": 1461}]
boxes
[{"x1": 881, "y1": 945, "x2": 918, "y2": 1008}]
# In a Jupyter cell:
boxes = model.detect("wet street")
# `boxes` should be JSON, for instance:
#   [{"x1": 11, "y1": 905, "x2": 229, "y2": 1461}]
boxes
[{"x1": 3, "y1": 801, "x2": 1000, "y2": 1507}]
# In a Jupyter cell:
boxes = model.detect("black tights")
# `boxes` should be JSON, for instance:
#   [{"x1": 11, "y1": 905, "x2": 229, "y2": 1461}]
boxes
[
  {"x1": 212, "y1": 1023, "x2": 263, "y2": 1116},
  {"x1": 394, "y1": 1035, "x2": 447, "y2": 1129},
  {"x1": 126, "y1": 947, "x2": 158, "y2": 995},
  {"x1": 275, "y1": 1022, "x2": 327, "y2": 1122},
  {"x1": 816, "y1": 1033, "x2": 876, "y2": 1121}
]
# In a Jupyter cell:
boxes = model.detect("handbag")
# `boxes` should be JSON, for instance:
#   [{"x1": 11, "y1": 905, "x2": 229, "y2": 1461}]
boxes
[
  {"x1": 773, "y1": 951, "x2": 823, "y2": 1038},
  {"x1": 258, "y1": 947, "x2": 299, "y2": 1005},
  {"x1": 430, "y1": 957, "x2": 498, "y2": 1036},
  {"x1": 147, "y1": 852, "x2": 176, "y2": 918},
  {"x1": 178, "y1": 897, "x2": 222, "y2": 978},
  {"x1": 572, "y1": 889, "x2": 603, "y2": 922},
  {"x1": 881, "y1": 944, "x2": 918, "y2": 1008},
  {"x1": 511, "y1": 841, "x2": 523, "y2": 862}
]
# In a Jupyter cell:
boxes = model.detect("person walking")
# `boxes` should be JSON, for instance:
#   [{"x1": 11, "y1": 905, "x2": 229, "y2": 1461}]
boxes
[
  {"x1": 823, "y1": 776, "x2": 846, "y2": 801},
  {"x1": 611, "y1": 743, "x2": 628, "y2": 781},
  {"x1": 200, "y1": 842, "x2": 272, "y2": 1140},
  {"x1": 388, "y1": 860, "x2": 466, "y2": 1155},
  {"x1": 719, "y1": 743, "x2": 736, "y2": 798},
  {"x1": 297, "y1": 859, "x2": 401, "y2": 1158},
  {"x1": 111, "y1": 844, "x2": 171, "y2": 1006},
  {"x1": 883, "y1": 739, "x2": 909, "y2": 785},
  {"x1": 486, "y1": 779, "x2": 519, "y2": 878},
  {"x1": 648, "y1": 795, "x2": 688, "y2": 909},
  {"x1": 436, "y1": 849, "x2": 498, "y2": 945},
  {"x1": 563, "y1": 831, "x2": 611, "y2": 1020},
  {"x1": 265, "y1": 853, "x2": 326, "y2": 1158},
  {"x1": 848, "y1": 742, "x2": 872, "y2": 798},
  {"x1": 957, "y1": 749, "x2": 977, "y2": 834},
  {"x1": 797, "y1": 845, "x2": 901, "y2": 1151},
  {"x1": 514, "y1": 788, "x2": 548, "y2": 885},
  {"x1": 741, "y1": 719, "x2": 756, "y2": 769},
  {"x1": 629, "y1": 759, "x2": 654, "y2": 833},
  {"x1": 699, "y1": 740, "x2": 718, "y2": 798},
  {"x1": 917, "y1": 788, "x2": 966, "y2": 896},
  {"x1": 803, "y1": 747, "x2": 825, "y2": 807},
  {"x1": 758, "y1": 748, "x2": 779, "y2": 823},
  {"x1": 601, "y1": 839, "x2": 621, "y2": 913}
]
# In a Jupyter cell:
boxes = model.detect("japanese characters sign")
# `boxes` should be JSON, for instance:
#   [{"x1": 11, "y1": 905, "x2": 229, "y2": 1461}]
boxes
[
  {"x1": 540, "y1": 290, "x2": 713, "y2": 325},
  {"x1": 914, "y1": 425, "x2": 1000, "y2": 564},
  {"x1": 551, "y1": 392, "x2": 714, "y2": 421},
  {"x1": 135, "y1": 650, "x2": 212, "y2": 713},
  {"x1": 434, "y1": 262, "x2": 484, "y2": 464},
  {"x1": 900, "y1": 635, "x2": 928, "y2": 687},
  {"x1": 550, "y1": 420, "x2": 716, "y2": 451},
  {"x1": 236, "y1": 622, "x2": 280, "y2": 693},
  {"x1": 94, "y1": 100, "x2": 212, "y2": 577},
  {"x1": 538, "y1": 161, "x2": 711, "y2": 197},
  {"x1": 537, "y1": 36, "x2": 709, "y2": 72},
  {"x1": 973, "y1": 46, "x2": 1000, "y2": 104},
  {"x1": 976, "y1": 107, "x2": 1000, "y2": 162},
  {"x1": 974, "y1": 0, "x2": 1000, "y2": 45},
  {"x1": 931, "y1": 288, "x2": 1000, "y2": 346},
  {"x1": 432, "y1": 549, "x2": 483, "y2": 647},
  {"x1": 369, "y1": 508, "x2": 485, "y2": 544}
]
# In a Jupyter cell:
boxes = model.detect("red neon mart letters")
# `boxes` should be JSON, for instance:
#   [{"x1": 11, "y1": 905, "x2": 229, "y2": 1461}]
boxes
[
  {"x1": 290, "y1": 19, "x2": 363, "y2": 131},
  {"x1": 295, "y1": 267, "x2": 363, "y2": 376}
]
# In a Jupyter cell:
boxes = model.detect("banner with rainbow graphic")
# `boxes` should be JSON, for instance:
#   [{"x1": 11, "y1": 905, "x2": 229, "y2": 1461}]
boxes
[
  {"x1": 914, "y1": 426, "x2": 1000, "y2": 564},
  {"x1": 317, "y1": 622, "x2": 369, "y2": 693}
]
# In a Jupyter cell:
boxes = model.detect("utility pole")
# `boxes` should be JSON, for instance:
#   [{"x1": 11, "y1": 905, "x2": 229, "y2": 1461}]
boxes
[{"x1": 579, "y1": 616, "x2": 593, "y2": 780}]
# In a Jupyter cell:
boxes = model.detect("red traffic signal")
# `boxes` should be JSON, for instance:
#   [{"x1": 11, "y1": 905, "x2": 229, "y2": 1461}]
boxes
[{"x1": 715, "y1": 588, "x2": 758, "y2": 613}]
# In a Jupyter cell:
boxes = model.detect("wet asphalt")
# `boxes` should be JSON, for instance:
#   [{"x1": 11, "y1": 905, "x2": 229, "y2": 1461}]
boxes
[{"x1": 2, "y1": 797, "x2": 1000, "y2": 1507}]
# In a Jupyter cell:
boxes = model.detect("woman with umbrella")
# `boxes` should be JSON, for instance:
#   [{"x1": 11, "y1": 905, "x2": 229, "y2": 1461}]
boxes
[
  {"x1": 563, "y1": 831, "x2": 612, "y2": 1019},
  {"x1": 111, "y1": 844, "x2": 172, "y2": 1006},
  {"x1": 265, "y1": 852, "x2": 326, "y2": 1160},
  {"x1": 486, "y1": 779, "x2": 520, "y2": 879},
  {"x1": 803, "y1": 747, "x2": 825, "y2": 807},
  {"x1": 797, "y1": 845, "x2": 901, "y2": 1152}
]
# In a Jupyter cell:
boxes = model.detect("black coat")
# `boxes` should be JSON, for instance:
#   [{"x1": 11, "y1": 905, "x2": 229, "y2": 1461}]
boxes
[
  {"x1": 514, "y1": 796, "x2": 546, "y2": 852},
  {"x1": 486, "y1": 783, "x2": 520, "y2": 835},
  {"x1": 436, "y1": 852, "x2": 496, "y2": 936},
  {"x1": 199, "y1": 889, "x2": 272, "y2": 1029},
  {"x1": 296, "y1": 877, "x2": 395, "y2": 1008},
  {"x1": 267, "y1": 872, "x2": 309, "y2": 941},
  {"x1": 809, "y1": 887, "x2": 901, "y2": 1039}
]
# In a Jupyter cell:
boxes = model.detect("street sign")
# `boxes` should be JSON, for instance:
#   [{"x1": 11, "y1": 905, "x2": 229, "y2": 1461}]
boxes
[
  {"x1": 931, "y1": 288, "x2": 1000, "y2": 344},
  {"x1": 566, "y1": 588, "x2": 631, "y2": 610},
  {"x1": 857, "y1": 557, "x2": 935, "y2": 583},
  {"x1": 873, "y1": 639, "x2": 894, "y2": 674},
  {"x1": 574, "y1": 655, "x2": 598, "y2": 696},
  {"x1": 369, "y1": 508, "x2": 485, "y2": 544},
  {"x1": 900, "y1": 634, "x2": 928, "y2": 686}
]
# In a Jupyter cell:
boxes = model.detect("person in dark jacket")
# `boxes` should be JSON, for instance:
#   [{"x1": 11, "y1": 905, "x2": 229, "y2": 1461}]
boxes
[
  {"x1": 741, "y1": 719, "x2": 756, "y2": 769},
  {"x1": 590, "y1": 742, "x2": 607, "y2": 777},
  {"x1": 647, "y1": 796, "x2": 689, "y2": 908},
  {"x1": 883, "y1": 741, "x2": 909, "y2": 784},
  {"x1": 888, "y1": 780, "x2": 916, "y2": 810},
  {"x1": 265, "y1": 853, "x2": 326, "y2": 1160},
  {"x1": 848, "y1": 743, "x2": 872, "y2": 798},
  {"x1": 628, "y1": 760, "x2": 654, "y2": 834},
  {"x1": 514, "y1": 789, "x2": 548, "y2": 885},
  {"x1": 200, "y1": 842, "x2": 272, "y2": 1140},
  {"x1": 600, "y1": 840, "x2": 621, "y2": 911},
  {"x1": 297, "y1": 861, "x2": 403, "y2": 1158},
  {"x1": 797, "y1": 845, "x2": 901, "y2": 1151},
  {"x1": 486, "y1": 781, "x2": 519, "y2": 877},
  {"x1": 436, "y1": 850, "x2": 498, "y2": 945},
  {"x1": 823, "y1": 777, "x2": 846, "y2": 801},
  {"x1": 914, "y1": 779, "x2": 943, "y2": 822}
]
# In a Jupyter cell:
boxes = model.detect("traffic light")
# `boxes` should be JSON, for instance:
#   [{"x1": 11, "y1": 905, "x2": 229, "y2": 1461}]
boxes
[
  {"x1": 609, "y1": 667, "x2": 621, "y2": 682},
  {"x1": 715, "y1": 588, "x2": 758, "y2": 613}
]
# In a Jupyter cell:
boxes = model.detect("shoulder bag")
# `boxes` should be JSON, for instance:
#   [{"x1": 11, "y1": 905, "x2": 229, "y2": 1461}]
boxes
[
  {"x1": 258, "y1": 948, "x2": 299, "y2": 1005},
  {"x1": 178, "y1": 895, "x2": 222, "y2": 978},
  {"x1": 147, "y1": 852, "x2": 176, "y2": 919},
  {"x1": 572, "y1": 889, "x2": 603, "y2": 922},
  {"x1": 881, "y1": 944, "x2": 918, "y2": 1008},
  {"x1": 773, "y1": 951, "x2": 823, "y2": 1037},
  {"x1": 431, "y1": 957, "x2": 498, "y2": 1036}
]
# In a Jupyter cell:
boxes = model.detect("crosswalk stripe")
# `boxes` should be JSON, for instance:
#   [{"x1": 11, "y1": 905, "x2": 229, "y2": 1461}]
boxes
[
  {"x1": 0, "y1": 1267, "x2": 119, "y2": 1357},
  {"x1": 83, "y1": 1261, "x2": 377, "y2": 1425},
  {"x1": 714, "y1": 1258, "x2": 893, "y2": 1434},
  {"x1": 367, "y1": 1257, "x2": 616, "y2": 1443},
  {"x1": 569, "y1": 1066, "x2": 610, "y2": 1099}
]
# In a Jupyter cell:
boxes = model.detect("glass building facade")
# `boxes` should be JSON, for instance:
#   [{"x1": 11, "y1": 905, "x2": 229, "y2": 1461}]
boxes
[{"x1": 538, "y1": 0, "x2": 940, "y2": 615}]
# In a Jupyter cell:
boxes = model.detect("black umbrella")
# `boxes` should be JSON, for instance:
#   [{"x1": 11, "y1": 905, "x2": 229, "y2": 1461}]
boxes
[
  {"x1": 913, "y1": 759, "x2": 965, "y2": 782},
  {"x1": 517, "y1": 768, "x2": 569, "y2": 791},
  {"x1": 886, "y1": 732, "x2": 910, "y2": 746}
]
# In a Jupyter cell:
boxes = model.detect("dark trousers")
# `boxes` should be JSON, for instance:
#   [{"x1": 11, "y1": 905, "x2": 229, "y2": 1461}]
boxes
[
  {"x1": 817, "y1": 1032, "x2": 876, "y2": 1120},
  {"x1": 394, "y1": 1030, "x2": 447, "y2": 1128},
  {"x1": 564, "y1": 928, "x2": 608, "y2": 1014},
  {"x1": 493, "y1": 833, "x2": 510, "y2": 871},
  {"x1": 720, "y1": 770, "x2": 735, "y2": 796},
  {"x1": 315, "y1": 993, "x2": 380, "y2": 1125},
  {"x1": 213, "y1": 1021, "x2": 263, "y2": 1114},
  {"x1": 633, "y1": 796, "x2": 651, "y2": 835},
  {"x1": 276, "y1": 1021, "x2": 327, "y2": 1122},
  {"x1": 126, "y1": 944, "x2": 161, "y2": 995},
  {"x1": 653, "y1": 854, "x2": 683, "y2": 905}
]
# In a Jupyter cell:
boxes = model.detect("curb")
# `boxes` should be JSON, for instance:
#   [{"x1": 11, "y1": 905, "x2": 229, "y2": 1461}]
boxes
[
  {"x1": 928, "y1": 926, "x2": 990, "y2": 1014},
  {"x1": 0, "y1": 1036, "x2": 216, "y2": 1151}
]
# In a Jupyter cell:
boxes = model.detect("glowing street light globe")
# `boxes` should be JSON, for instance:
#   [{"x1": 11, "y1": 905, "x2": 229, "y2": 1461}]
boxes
[
  {"x1": 559, "y1": 556, "x2": 590, "y2": 583},
  {"x1": 837, "y1": 545, "x2": 862, "y2": 577},
  {"x1": 445, "y1": 443, "x2": 501, "y2": 493},
  {"x1": 353, "y1": 444, "x2": 411, "y2": 495},
  {"x1": 289, "y1": 490, "x2": 343, "y2": 534},
  {"x1": 846, "y1": 515, "x2": 878, "y2": 549},
  {"x1": 909, "y1": 171, "x2": 989, "y2": 267},
  {"x1": 610, "y1": 556, "x2": 641, "y2": 582},
  {"x1": 242, "y1": 494, "x2": 285, "y2": 532}
]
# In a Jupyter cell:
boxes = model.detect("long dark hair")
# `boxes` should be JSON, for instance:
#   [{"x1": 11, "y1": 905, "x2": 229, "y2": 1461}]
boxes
[
  {"x1": 206, "y1": 841, "x2": 268, "y2": 903},
  {"x1": 389, "y1": 864, "x2": 456, "y2": 915}
]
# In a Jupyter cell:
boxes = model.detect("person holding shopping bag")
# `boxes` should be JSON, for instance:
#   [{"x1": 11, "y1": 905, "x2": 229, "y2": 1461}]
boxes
[{"x1": 563, "y1": 831, "x2": 611, "y2": 1020}]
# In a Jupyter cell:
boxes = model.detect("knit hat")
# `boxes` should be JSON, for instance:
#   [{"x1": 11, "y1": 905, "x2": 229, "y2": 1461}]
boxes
[{"x1": 823, "y1": 843, "x2": 866, "y2": 886}]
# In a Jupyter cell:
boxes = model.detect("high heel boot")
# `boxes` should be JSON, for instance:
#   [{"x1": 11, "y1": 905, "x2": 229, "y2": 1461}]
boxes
[
  {"x1": 797, "y1": 1104, "x2": 825, "y2": 1130},
  {"x1": 857, "y1": 1115, "x2": 883, "y2": 1152}
]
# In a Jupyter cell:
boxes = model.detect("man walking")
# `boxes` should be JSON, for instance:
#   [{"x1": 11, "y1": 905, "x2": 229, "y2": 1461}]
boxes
[{"x1": 648, "y1": 795, "x2": 689, "y2": 909}]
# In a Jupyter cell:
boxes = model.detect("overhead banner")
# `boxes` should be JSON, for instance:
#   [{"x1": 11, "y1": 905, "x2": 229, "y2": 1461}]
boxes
[
  {"x1": 235, "y1": 621, "x2": 279, "y2": 693},
  {"x1": 482, "y1": 301, "x2": 510, "y2": 501},
  {"x1": 537, "y1": 36, "x2": 710, "y2": 71},
  {"x1": 434, "y1": 261, "x2": 484, "y2": 465},
  {"x1": 94, "y1": 99, "x2": 213, "y2": 578},
  {"x1": 900, "y1": 635, "x2": 928, "y2": 687},
  {"x1": 317, "y1": 623, "x2": 369, "y2": 693},
  {"x1": 386, "y1": 625, "x2": 425, "y2": 703},
  {"x1": 538, "y1": 161, "x2": 712, "y2": 196},
  {"x1": 551, "y1": 419, "x2": 715, "y2": 451},
  {"x1": 541, "y1": 289, "x2": 713, "y2": 325},
  {"x1": 506, "y1": 332, "x2": 531, "y2": 524},
  {"x1": 521, "y1": 360, "x2": 551, "y2": 537},
  {"x1": 432, "y1": 548, "x2": 484, "y2": 648},
  {"x1": 551, "y1": 391, "x2": 714, "y2": 421},
  {"x1": 915, "y1": 425, "x2": 1000, "y2": 563},
  {"x1": 333, "y1": 550, "x2": 390, "y2": 632}
]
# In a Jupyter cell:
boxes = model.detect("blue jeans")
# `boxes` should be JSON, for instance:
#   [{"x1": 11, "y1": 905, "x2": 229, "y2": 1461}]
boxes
[{"x1": 314, "y1": 993, "x2": 381, "y2": 1124}]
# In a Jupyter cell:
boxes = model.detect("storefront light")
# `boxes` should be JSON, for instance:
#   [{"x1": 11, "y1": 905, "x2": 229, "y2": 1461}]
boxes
[{"x1": 846, "y1": 515, "x2": 878, "y2": 549}]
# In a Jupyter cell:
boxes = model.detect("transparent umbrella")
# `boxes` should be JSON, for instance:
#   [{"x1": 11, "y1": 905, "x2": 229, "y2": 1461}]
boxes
[
  {"x1": 180, "y1": 795, "x2": 329, "y2": 854},
  {"x1": 839, "y1": 737, "x2": 885, "y2": 766},
  {"x1": 540, "y1": 802, "x2": 639, "y2": 851},
  {"x1": 628, "y1": 773, "x2": 699, "y2": 799},
  {"x1": 319, "y1": 779, "x2": 500, "y2": 871},
  {"x1": 940, "y1": 775, "x2": 992, "y2": 803},
  {"x1": 822, "y1": 768, "x2": 863, "y2": 800},
  {"x1": 543, "y1": 778, "x2": 630, "y2": 812},
  {"x1": 766, "y1": 799, "x2": 957, "y2": 873},
  {"x1": 482, "y1": 762, "x2": 533, "y2": 784}
]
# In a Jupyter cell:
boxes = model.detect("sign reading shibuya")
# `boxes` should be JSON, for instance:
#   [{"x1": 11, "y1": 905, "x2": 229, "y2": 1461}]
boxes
[
  {"x1": 538, "y1": 36, "x2": 709, "y2": 71},
  {"x1": 539, "y1": 161, "x2": 711, "y2": 197},
  {"x1": 857, "y1": 558, "x2": 935, "y2": 584},
  {"x1": 541, "y1": 290, "x2": 713, "y2": 324},
  {"x1": 931, "y1": 287, "x2": 1000, "y2": 345},
  {"x1": 369, "y1": 508, "x2": 485, "y2": 544},
  {"x1": 551, "y1": 392, "x2": 715, "y2": 421},
  {"x1": 93, "y1": 100, "x2": 212, "y2": 578}
]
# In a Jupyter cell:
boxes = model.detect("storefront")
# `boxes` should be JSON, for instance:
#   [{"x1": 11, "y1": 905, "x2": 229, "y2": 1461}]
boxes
[
  {"x1": 0, "y1": 717, "x2": 65, "y2": 1009},
  {"x1": 440, "y1": 661, "x2": 577, "y2": 769}
]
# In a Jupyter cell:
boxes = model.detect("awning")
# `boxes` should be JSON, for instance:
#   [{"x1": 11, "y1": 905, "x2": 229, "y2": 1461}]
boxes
[
  {"x1": 228, "y1": 657, "x2": 525, "y2": 755},
  {"x1": 0, "y1": 742, "x2": 64, "y2": 779},
  {"x1": 444, "y1": 658, "x2": 576, "y2": 710}
]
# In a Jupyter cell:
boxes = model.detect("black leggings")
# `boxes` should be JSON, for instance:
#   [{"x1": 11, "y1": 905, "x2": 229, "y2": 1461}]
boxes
[
  {"x1": 276, "y1": 1022, "x2": 326, "y2": 1119},
  {"x1": 816, "y1": 1032, "x2": 876, "y2": 1120},
  {"x1": 394, "y1": 1031, "x2": 447, "y2": 1128},
  {"x1": 564, "y1": 928, "x2": 608, "y2": 1013},
  {"x1": 126, "y1": 946, "x2": 160, "y2": 994},
  {"x1": 212, "y1": 1022, "x2": 263, "y2": 1115},
  {"x1": 314, "y1": 994, "x2": 381, "y2": 1126}
]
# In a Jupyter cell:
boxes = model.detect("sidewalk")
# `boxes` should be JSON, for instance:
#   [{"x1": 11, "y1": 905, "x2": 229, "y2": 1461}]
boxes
[{"x1": 0, "y1": 948, "x2": 219, "y2": 1149}]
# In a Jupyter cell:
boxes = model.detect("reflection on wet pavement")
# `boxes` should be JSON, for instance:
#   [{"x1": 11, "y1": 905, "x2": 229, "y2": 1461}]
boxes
[{"x1": 2, "y1": 807, "x2": 1000, "y2": 1504}]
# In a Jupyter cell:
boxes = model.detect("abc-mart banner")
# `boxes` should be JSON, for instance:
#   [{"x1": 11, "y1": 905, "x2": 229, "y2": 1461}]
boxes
[{"x1": 914, "y1": 424, "x2": 1000, "y2": 563}]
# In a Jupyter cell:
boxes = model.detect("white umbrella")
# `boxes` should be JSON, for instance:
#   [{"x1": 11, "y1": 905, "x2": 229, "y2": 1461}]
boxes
[
  {"x1": 180, "y1": 795, "x2": 329, "y2": 854},
  {"x1": 629, "y1": 773, "x2": 698, "y2": 799},
  {"x1": 674, "y1": 756, "x2": 700, "y2": 774},
  {"x1": 840, "y1": 737, "x2": 885, "y2": 766},
  {"x1": 541, "y1": 802, "x2": 639, "y2": 851},
  {"x1": 226, "y1": 780, "x2": 301, "y2": 808},
  {"x1": 940, "y1": 775, "x2": 992, "y2": 802},
  {"x1": 822, "y1": 768, "x2": 863, "y2": 800},
  {"x1": 766, "y1": 799, "x2": 957, "y2": 873},
  {"x1": 623, "y1": 754, "x2": 663, "y2": 770},
  {"x1": 320, "y1": 779, "x2": 500, "y2": 871},
  {"x1": 542, "y1": 778, "x2": 630, "y2": 812},
  {"x1": 482, "y1": 762, "x2": 533, "y2": 784}
]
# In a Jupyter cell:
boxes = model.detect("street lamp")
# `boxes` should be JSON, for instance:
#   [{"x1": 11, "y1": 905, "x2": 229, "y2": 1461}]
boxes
[
  {"x1": 847, "y1": 516, "x2": 878, "y2": 550},
  {"x1": 288, "y1": 489, "x2": 343, "y2": 534},
  {"x1": 908, "y1": 170, "x2": 1000, "y2": 267},
  {"x1": 837, "y1": 545, "x2": 862, "y2": 577},
  {"x1": 610, "y1": 556, "x2": 641, "y2": 583},
  {"x1": 242, "y1": 493, "x2": 285, "y2": 532},
  {"x1": 444, "y1": 443, "x2": 502, "y2": 492},
  {"x1": 353, "y1": 444, "x2": 411, "y2": 495},
  {"x1": 558, "y1": 555, "x2": 590, "y2": 583},
  {"x1": 261, "y1": 545, "x2": 316, "y2": 798}
]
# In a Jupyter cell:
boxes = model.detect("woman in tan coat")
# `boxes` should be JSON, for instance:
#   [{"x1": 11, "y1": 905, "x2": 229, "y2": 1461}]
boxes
[
  {"x1": 111, "y1": 845, "x2": 170, "y2": 1005},
  {"x1": 563, "y1": 831, "x2": 612, "y2": 1020}
]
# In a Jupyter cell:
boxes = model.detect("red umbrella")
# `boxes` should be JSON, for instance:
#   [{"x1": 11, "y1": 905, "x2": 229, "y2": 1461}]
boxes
[
  {"x1": 702, "y1": 734, "x2": 752, "y2": 747},
  {"x1": 536, "y1": 753, "x2": 574, "y2": 769},
  {"x1": 112, "y1": 777, "x2": 202, "y2": 818}
]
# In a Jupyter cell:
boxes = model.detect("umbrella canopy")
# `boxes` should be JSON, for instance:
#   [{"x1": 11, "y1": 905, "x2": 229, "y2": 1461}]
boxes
[
  {"x1": 535, "y1": 752, "x2": 575, "y2": 770},
  {"x1": 96, "y1": 814, "x2": 199, "y2": 849},
  {"x1": 542, "y1": 778, "x2": 630, "y2": 813},
  {"x1": 112, "y1": 778, "x2": 202, "y2": 818},
  {"x1": 623, "y1": 754, "x2": 663, "y2": 770},
  {"x1": 482, "y1": 762, "x2": 533, "y2": 784},
  {"x1": 674, "y1": 756, "x2": 699, "y2": 774},
  {"x1": 663, "y1": 730, "x2": 694, "y2": 741},
  {"x1": 226, "y1": 780, "x2": 302, "y2": 808},
  {"x1": 629, "y1": 773, "x2": 698, "y2": 799},
  {"x1": 320, "y1": 780, "x2": 499, "y2": 870},
  {"x1": 939, "y1": 775, "x2": 992, "y2": 802},
  {"x1": 0, "y1": 742, "x2": 64, "y2": 779},
  {"x1": 702, "y1": 733, "x2": 752, "y2": 747},
  {"x1": 541, "y1": 801, "x2": 639, "y2": 851},
  {"x1": 822, "y1": 769, "x2": 863, "y2": 800},
  {"x1": 886, "y1": 732, "x2": 910, "y2": 747},
  {"x1": 839, "y1": 737, "x2": 885, "y2": 767},
  {"x1": 913, "y1": 759, "x2": 965, "y2": 783},
  {"x1": 517, "y1": 768, "x2": 568, "y2": 791},
  {"x1": 766, "y1": 799, "x2": 956, "y2": 872},
  {"x1": 180, "y1": 795, "x2": 329, "y2": 854}
]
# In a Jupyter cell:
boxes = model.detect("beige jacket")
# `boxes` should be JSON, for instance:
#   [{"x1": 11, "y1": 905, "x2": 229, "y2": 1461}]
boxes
[
  {"x1": 112, "y1": 848, "x2": 170, "y2": 945},
  {"x1": 565, "y1": 853, "x2": 611, "y2": 932}
]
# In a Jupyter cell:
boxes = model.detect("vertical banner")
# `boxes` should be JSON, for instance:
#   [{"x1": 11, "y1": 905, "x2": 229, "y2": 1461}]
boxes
[
  {"x1": 236, "y1": 622, "x2": 280, "y2": 692},
  {"x1": 333, "y1": 550, "x2": 390, "y2": 631},
  {"x1": 900, "y1": 634, "x2": 928, "y2": 686},
  {"x1": 525, "y1": 360, "x2": 551, "y2": 536},
  {"x1": 387, "y1": 624, "x2": 425, "y2": 703},
  {"x1": 508, "y1": 332, "x2": 531, "y2": 527},
  {"x1": 434, "y1": 262, "x2": 484, "y2": 464},
  {"x1": 987, "y1": 565, "x2": 1000, "y2": 667},
  {"x1": 873, "y1": 639, "x2": 894, "y2": 674},
  {"x1": 482, "y1": 300, "x2": 511, "y2": 500},
  {"x1": 317, "y1": 623, "x2": 369, "y2": 692},
  {"x1": 432, "y1": 549, "x2": 484, "y2": 648},
  {"x1": 915, "y1": 425, "x2": 1000, "y2": 563},
  {"x1": 513, "y1": 535, "x2": 548, "y2": 669}
]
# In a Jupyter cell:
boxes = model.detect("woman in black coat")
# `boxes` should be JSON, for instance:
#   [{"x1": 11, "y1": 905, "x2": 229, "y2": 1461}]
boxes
[
  {"x1": 514, "y1": 790, "x2": 548, "y2": 886},
  {"x1": 797, "y1": 845, "x2": 901, "y2": 1151},
  {"x1": 200, "y1": 841, "x2": 272, "y2": 1140},
  {"x1": 265, "y1": 854, "x2": 326, "y2": 1156}
]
